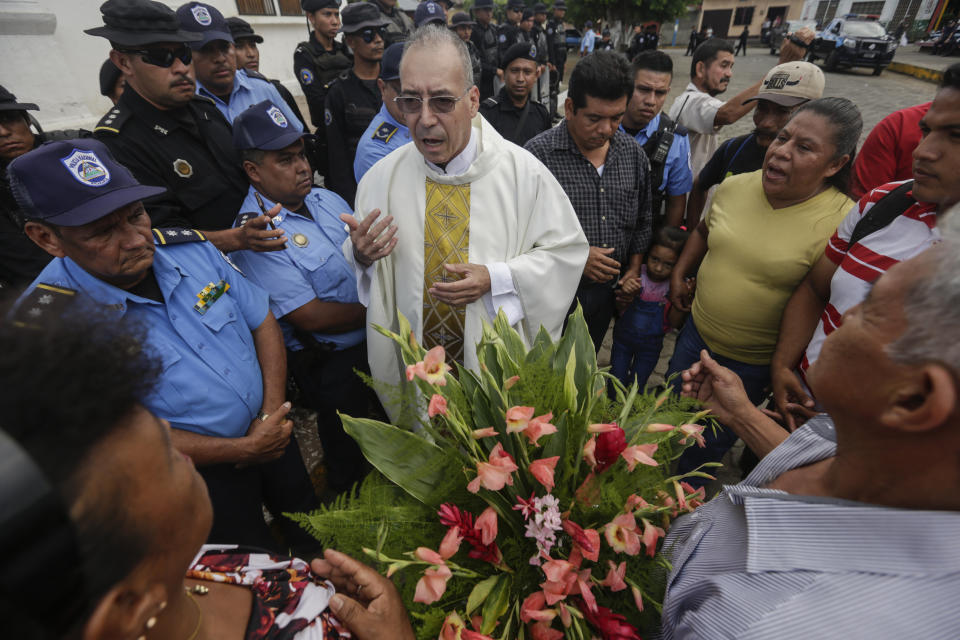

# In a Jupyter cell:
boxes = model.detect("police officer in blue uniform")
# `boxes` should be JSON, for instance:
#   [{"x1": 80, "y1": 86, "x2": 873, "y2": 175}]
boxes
[
  {"x1": 230, "y1": 101, "x2": 379, "y2": 493},
  {"x1": 177, "y1": 2, "x2": 304, "y2": 129},
  {"x1": 9, "y1": 139, "x2": 319, "y2": 551},
  {"x1": 470, "y1": 0, "x2": 500, "y2": 100},
  {"x1": 87, "y1": 0, "x2": 281, "y2": 254},
  {"x1": 353, "y1": 43, "x2": 411, "y2": 183}
]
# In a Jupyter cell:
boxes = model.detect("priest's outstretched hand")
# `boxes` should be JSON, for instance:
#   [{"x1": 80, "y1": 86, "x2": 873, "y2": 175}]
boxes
[{"x1": 342, "y1": 209, "x2": 398, "y2": 267}]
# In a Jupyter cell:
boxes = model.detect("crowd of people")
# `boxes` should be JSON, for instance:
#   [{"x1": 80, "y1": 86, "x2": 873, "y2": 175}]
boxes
[{"x1": 2, "y1": 0, "x2": 960, "y2": 637}]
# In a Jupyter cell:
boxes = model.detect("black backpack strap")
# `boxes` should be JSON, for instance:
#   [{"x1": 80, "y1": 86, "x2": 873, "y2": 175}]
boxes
[{"x1": 848, "y1": 181, "x2": 915, "y2": 249}]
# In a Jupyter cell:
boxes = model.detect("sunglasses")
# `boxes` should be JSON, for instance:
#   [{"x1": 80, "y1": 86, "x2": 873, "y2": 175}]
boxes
[
  {"x1": 394, "y1": 89, "x2": 469, "y2": 115},
  {"x1": 357, "y1": 27, "x2": 388, "y2": 43},
  {"x1": 119, "y1": 44, "x2": 193, "y2": 68}
]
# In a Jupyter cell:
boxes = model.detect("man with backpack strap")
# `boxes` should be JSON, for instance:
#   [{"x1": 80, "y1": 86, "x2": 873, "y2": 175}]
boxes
[{"x1": 770, "y1": 64, "x2": 960, "y2": 430}]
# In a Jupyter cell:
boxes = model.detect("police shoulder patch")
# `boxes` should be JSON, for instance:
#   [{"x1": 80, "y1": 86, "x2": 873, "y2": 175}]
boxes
[
  {"x1": 324, "y1": 109, "x2": 333, "y2": 126},
  {"x1": 373, "y1": 121, "x2": 398, "y2": 143},
  {"x1": 299, "y1": 67, "x2": 315, "y2": 85},
  {"x1": 11, "y1": 283, "x2": 77, "y2": 329},
  {"x1": 242, "y1": 68, "x2": 270, "y2": 83},
  {"x1": 152, "y1": 228, "x2": 207, "y2": 245},
  {"x1": 235, "y1": 212, "x2": 257, "y2": 228},
  {"x1": 499, "y1": 33, "x2": 506, "y2": 42}
]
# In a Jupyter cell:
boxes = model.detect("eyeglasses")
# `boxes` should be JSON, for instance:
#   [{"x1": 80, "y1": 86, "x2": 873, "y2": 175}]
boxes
[
  {"x1": 357, "y1": 27, "x2": 388, "y2": 43},
  {"x1": 119, "y1": 44, "x2": 193, "y2": 68},
  {"x1": 394, "y1": 89, "x2": 469, "y2": 114}
]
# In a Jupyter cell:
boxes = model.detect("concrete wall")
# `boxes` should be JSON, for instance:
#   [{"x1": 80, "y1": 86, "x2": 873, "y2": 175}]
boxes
[
  {"x1": 698, "y1": 0, "x2": 807, "y2": 36},
  {"x1": 0, "y1": 0, "x2": 311, "y2": 131}
]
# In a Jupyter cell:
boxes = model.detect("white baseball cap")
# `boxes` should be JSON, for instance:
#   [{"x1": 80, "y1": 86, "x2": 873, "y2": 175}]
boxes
[{"x1": 744, "y1": 61, "x2": 825, "y2": 107}]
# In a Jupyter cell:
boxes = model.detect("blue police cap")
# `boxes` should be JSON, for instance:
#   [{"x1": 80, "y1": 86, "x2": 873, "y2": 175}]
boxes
[
  {"x1": 415, "y1": 1, "x2": 446, "y2": 27},
  {"x1": 7, "y1": 139, "x2": 166, "y2": 227},
  {"x1": 176, "y1": 2, "x2": 234, "y2": 50},
  {"x1": 381, "y1": 43, "x2": 404, "y2": 81},
  {"x1": 233, "y1": 100, "x2": 305, "y2": 151}
]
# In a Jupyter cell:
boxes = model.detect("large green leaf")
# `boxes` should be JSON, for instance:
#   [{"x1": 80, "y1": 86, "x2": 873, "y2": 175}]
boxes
[
  {"x1": 342, "y1": 416, "x2": 462, "y2": 506},
  {"x1": 480, "y1": 573, "x2": 513, "y2": 635}
]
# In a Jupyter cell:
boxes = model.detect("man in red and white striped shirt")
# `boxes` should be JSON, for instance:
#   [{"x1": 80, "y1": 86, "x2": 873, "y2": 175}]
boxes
[{"x1": 770, "y1": 65, "x2": 960, "y2": 430}]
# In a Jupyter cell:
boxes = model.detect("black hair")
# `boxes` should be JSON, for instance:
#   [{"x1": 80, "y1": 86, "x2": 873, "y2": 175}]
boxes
[
  {"x1": 651, "y1": 225, "x2": 689, "y2": 255},
  {"x1": 568, "y1": 50, "x2": 633, "y2": 111},
  {"x1": 941, "y1": 63, "x2": 960, "y2": 91},
  {"x1": 631, "y1": 50, "x2": 672, "y2": 74},
  {"x1": 790, "y1": 96, "x2": 863, "y2": 195},
  {"x1": 690, "y1": 38, "x2": 734, "y2": 79},
  {"x1": 0, "y1": 310, "x2": 161, "y2": 636}
]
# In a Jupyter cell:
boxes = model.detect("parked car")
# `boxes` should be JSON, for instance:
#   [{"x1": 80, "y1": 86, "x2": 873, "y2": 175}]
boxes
[
  {"x1": 808, "y1": 14, "x2": 897, "y2": 75},
  {"x1": 565, "y1": 28, "x2": 582, "y2": 51},
  {"x1": 769, "y1": 19, "x2": 818, "y2": 54}
]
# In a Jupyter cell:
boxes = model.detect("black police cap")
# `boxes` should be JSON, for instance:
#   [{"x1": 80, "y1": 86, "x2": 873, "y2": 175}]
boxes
[
  {"x1": 227, "y1": 16, "x2": 264, "y2": 43},
  {"x1": 450, "y1": 12, "x2": 475, "y2": 27},
  {"x1": 500, "y1": 41, "x2": 537, "y2": 69},
  {"x1": 0, "y1": 85, "x2": 38, "y2": 112},
  {"x1": 301, "y1": 0, "x2": 339, "y2": 11},
  {"x1": 473, "y1": 0, "x2": 494, "y2": 8},
  {"x1": 340, "y1": 2, "x2": 391, "y2": 34},
  {"x1": 534, "y1": 3, "x2": 547, "y2": 12},
  {"x1": 84, "y1": 0, "x2": 203, "y2": 47}
]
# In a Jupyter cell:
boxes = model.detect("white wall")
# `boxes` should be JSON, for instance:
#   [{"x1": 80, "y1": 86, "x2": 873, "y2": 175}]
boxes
[{"x1": 0, "y1": 0, "x2": 310, "y2": 131}]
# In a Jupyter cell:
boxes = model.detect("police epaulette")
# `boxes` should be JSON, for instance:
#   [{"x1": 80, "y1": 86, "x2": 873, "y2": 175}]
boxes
[
  {"x1": 236, "y1": 212, "x2": 257, "y2": 228},
  {"x1": 373, "y1": 121, "x2": 398, "y2": 142},
  {"x1": 242, "y1": 68, "x2": 269, "y2": 82},
  {"x1": 481, "y1": 97, "x2": 498, "y2": 108},
  {"x1": 10, "y1": 283, "x2": 77, "y2": 329},
  {"x1": 152, "y1": 228, "x2": 207, "y2": 245},
  {"x1": 94, "y1": 105, "x2": 130, "y2": 135}
]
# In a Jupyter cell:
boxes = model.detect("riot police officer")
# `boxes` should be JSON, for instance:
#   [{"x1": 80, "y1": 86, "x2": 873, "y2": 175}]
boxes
[
  {"x1": 470, "y1": 0, "x2": 500, "y2": 99},
  {"x1": 324, "y1": 2, "x2": 388, "y2": 204},
  {"x1": 480, "y1": 42, "x2": 551, "y2": 146},
  {"x1": 373, "y1": 0, "x2": 415, "y2": 46},
  {"x1": 451, "y1": 12, "x2": 482, "y2": 88},
  {"x1": 546, "y1": 0, "x2": 567, "y2": 119},
  {"x1": 294, "y1": 0, "x2": 352, "y2": 177}
]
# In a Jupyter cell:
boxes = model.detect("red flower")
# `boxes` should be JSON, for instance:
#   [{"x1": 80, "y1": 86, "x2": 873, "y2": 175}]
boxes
[
  {"x1": 579, "y1": 601, "x2": 642, "y2": 640},
  {"x1": 438, "y1": 503, "x2": 503, "y2": 566},
  {"x1": 594, "y1": 426, "x2": 627, "y2": 473},
  {"x1": 562, "y1": 519, "x2": 600, "y2": 562}
]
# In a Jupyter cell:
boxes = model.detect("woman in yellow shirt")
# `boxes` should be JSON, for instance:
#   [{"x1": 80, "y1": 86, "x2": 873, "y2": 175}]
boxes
[{"x1": 665, "y1": 97, "x2": 862, "y2": 483}]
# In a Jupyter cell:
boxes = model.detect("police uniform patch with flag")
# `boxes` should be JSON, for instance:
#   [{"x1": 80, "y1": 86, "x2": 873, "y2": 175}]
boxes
[
  {"x1": 267, "y1": 105, "x2": 288, "y2": 128},
  {"x1": 300, "y1": 68, "x2": 314, "y2": 85},
  {"x1": 192, "y1": 5, "x2": 212, "y2": 25},
  {"x1": 61, "y1": 149, "x2": 111, "y2": 187},
  {"x1": 11, "y1": 283, "x2": 76, "y2": 329},
  {"x1": 373, "y1": 122, "x2": 398, "y2": 143}
]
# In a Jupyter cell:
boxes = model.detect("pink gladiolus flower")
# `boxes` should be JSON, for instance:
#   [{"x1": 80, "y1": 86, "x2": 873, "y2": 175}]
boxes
[
  {"x1": 646, "y1": 422, "x2": 676, "y2": 432},
  {"x1": 678, "y1": 423, "x2": 706, "y2": 447},
  {"x1": 621, "y1": 443, "x2": 659, "y2": 471},
  {"x1": 428, "y1": 393, "x2": 448, "y2": 418},
  {"x1": 405, "y1": 363, "x2": 420, "y2": 381},
  {"x1": 529, "y1": 456, "x2": 559, "y2": 491},
  {"x1": 466, "y1": 443, "x2": 518, "y2": 493},
  {"x1": 413, "y1": 563, "x2": 452, "y2": 604},
  {"x1": 583, "y1": 436, "x2": 597, "y2": 469},
  {"x1": 577, "y1": 570, "x2": 597, "y2": 613},
  {"x1": 587, "y1": 422, "x2": 619, "y2": 433},
  {"x1": 562, "y1": 519, "x2": 600, "y2": 562},
  {"x1": 540, "y1": 559, "x2": 578, "y2": 605},
  {"x1": 504, "y1": 375, "x2": 520, "y2": 390},
  {"x1": 640, "y1": 518, "x2": 666, "y2": 558},
  {"x1": 475, "y1": 507, "x2": 498, "y2": 546},
  {"x1": 673, "y1": 480, "x2": 688, "y2": 512},
  {"x1": 415, "y1": 546, "x2": 445, "y2": 564},
  {"x1": 523, "y1": 412, "x2": 557, "y2": 446},
  {"x1": 408, "y1": 346, "x2": 450, "y2": 386},
  {"x1": 471, "y1": 427, "x2": 498, "y2": 439},
  {"x1": 558, "y1": 602, "x2": 572, "y2": 627},
  {"x1": 520, "y1": 591, "x2": 556, "y2": 623},
  {"x1": 624, "y1": 494, "x2": 650, "y2": 512},
  {"x1": 506, "y1": 406, "x2": 535, "y2": 433},
  {"x1": 631, "y1": 585, "x2": 644, "y2": 612},
  {"x1": 681, "y1": 481, "x2": 706, "y2": 509},
  {"x1": 438, "y1": 526, "x2": 462, "y2": 559},
  {"x1": 530, "y1": 622, "x2": 564, "y2": 640},
  {"x1": 601, "y1": 561, "x2": 627, "y2": 592},
  {"x1": 604, "y1": 513, "x2": 642, "y2": 556},
  {"x1": 440, "y1": 612, "x2": 495, "y2": 640}
]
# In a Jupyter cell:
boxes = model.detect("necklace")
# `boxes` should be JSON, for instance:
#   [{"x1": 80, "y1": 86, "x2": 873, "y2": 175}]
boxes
[{"x1": 183, "y1": 590, "x2": 203, "y2": 640}]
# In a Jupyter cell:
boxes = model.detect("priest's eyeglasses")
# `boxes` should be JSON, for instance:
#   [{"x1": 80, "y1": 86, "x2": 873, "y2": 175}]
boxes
[{"x1": 394, "y1": 89, "x2": 470, "y2": 115}]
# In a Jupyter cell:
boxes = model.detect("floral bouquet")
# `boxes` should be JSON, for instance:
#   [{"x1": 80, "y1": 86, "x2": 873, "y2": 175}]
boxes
[{"x1": 290, "y1": 309, "x2": 715, "y2": 639}]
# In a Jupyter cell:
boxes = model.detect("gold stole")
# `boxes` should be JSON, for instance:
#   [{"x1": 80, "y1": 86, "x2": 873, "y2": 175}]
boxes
[{"x1": 422, "y1": 179, "x2": 470, "y2": 364}]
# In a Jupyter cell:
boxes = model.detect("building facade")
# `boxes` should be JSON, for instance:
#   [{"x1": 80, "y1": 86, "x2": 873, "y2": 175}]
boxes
[{"x1": 696, "y1": 0, "x2": 807, "y2": 38}]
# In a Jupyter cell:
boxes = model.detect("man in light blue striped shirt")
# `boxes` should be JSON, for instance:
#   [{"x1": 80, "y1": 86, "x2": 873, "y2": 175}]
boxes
[{"x1": 665, "y1": 235, "x2": 960, "y2": 639}]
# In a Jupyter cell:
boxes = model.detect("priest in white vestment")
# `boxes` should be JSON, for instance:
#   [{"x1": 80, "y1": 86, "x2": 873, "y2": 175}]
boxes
[{"x1": 342, "y1": 26, "x2": 588, "y2": 416}]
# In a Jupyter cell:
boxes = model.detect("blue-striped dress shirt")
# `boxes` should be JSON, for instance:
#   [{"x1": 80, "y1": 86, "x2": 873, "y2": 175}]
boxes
[{"x1": 661, "y1": 415, "x2": 960, "y2": 639}]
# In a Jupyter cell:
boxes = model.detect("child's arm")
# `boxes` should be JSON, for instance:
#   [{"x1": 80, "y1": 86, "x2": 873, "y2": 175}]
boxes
[{"x1": 665, "y1": 278, "x2": 695, "y2": 329}]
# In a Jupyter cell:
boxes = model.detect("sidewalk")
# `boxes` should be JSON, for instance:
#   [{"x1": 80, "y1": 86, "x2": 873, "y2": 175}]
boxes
[{"x1": 888, "y1": 44, "x2": 955, "y2": 83}]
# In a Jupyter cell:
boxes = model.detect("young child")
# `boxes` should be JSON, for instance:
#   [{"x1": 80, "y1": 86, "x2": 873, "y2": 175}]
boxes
[{"x1": 610, "y1": 226, "x2": 691, "y2": 389}]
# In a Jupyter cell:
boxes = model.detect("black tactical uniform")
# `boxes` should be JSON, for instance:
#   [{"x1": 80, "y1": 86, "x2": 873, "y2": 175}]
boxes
[
  {"x1": 546, "y1": 5, "x2": 567, "y2": 118},
  {"x1": 324, "y1": 70, "x2": 381, "y2": 205},
  {"x1": 498, "y1": 21, "x2": 522, "y2": 59},
  {"x1": 293, "y1": 34, "x2": 352, "y2": 176},
  {"x1": 480, "y1": 88, "x2": 551, "y2": 147},
  {"x1": 471, "y1": 16, "x2": 500, "y2": 99},
  {"x1": 94, "y1": 88, "x2": 248, "y2": 231},
  {"x1": 374, "y1": 0, "x2": 415, "y2": 46}
]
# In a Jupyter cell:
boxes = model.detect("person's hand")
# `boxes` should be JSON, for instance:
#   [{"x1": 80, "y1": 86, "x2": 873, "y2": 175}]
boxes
[
  {"x1": 497, "y1": 68, "x2": 504, "y2": 80},
  {"x1": 680, "y1": 350, "x2": 755, "y2": 425},
  {"x1": 669, "y1": 274, "x2": 692, "y2": 313},
  {"x1": 770, "y1": 365, "x2": 817, "y2": 431},
  {"x1": 311, "y1": 549, "x2": 416, "y2": 640},
  {"x1": 241, "y1": 401, "x2": 293, "y2": 465},
  {"x1": 428, "y1": 263, "x2": 491, "y2": 306},
  {"x1": 341, "y1": 209, "x2": 398, "y2": 267},
  {"x1": 548, "y1": 62, "x2": 557, "y2": 72},
  {"x1": 584, "y1": 246, "x2": 620, "y2": 283},
  {"x1": 239, "y1": 205, "x2": 287, "y2": 252},
  {"x1": 778, "y1": 26, "x2": 815, "y2": 63}
]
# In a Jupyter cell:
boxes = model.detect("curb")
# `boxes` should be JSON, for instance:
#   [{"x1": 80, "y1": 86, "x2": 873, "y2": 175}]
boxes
[{"x1": 888, "y1": 60, "x2": 943, "y2": 83}]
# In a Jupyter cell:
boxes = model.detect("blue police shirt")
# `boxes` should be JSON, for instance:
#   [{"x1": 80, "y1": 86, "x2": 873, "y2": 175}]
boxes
[
  {"x1": 580, "y1": 29, "x2": 596, "y2": 53},
  {"x1": 353, "y1": 104, "x2": 412, "y2": 183},
  {"x1": 197, "y1": 70, "x2": 304, "y2": 131},
  {"x1": 623, "y1": 113, "x2": 694, "y2": 196},
  {"x1": 231, "y1": 186, "x2": 365, "y2": 352},
  {"x1": 18, "y1": 237, "x2": 270, "y2": 438}
]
